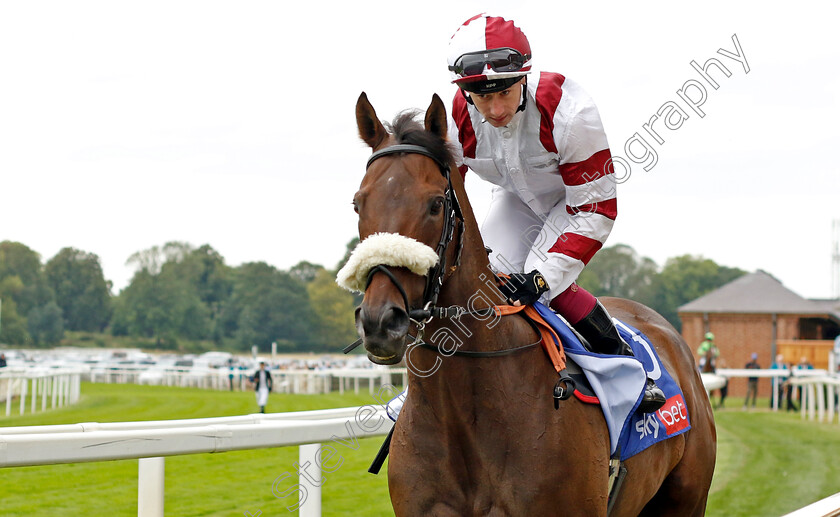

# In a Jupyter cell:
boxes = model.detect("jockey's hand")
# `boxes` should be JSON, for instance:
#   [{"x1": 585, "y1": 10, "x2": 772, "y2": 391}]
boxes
[{"x1": 499, "y1": 270, "x2": 550, "y2": 306}]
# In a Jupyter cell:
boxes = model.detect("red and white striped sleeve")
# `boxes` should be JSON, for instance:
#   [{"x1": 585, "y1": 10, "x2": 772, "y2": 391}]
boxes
[
  {"x1": 536, "y1": 73, "x2": 617, "y2": 276},
  {"x1": 448, "y1": 92, "x2": 475, "y2": 179}
]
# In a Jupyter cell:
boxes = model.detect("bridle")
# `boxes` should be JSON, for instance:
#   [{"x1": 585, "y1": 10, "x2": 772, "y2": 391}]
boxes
[
  {"x1": 363, "y1": 143, "x2": 465, "y2": 325},
  {"x1": 348, "y1": 142, "x2": 546, "y2": 363}
]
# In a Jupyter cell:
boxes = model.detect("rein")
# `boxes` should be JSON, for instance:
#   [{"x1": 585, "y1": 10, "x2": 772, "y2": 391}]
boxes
[{"x1": 416, "y1": 333, "x2": 542, "y2": 358}]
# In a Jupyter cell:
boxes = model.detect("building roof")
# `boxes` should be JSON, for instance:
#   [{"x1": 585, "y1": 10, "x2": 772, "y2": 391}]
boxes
[
  {"x1": 811, "y1": 299, "x2": 840, "y2": 321},
  {"x1": 678, "y1": 270, "x2": 840, "y2": 319}
]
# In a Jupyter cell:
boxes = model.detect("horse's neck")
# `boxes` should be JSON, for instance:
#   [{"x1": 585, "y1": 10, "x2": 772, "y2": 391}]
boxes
[
  {"x1": 414, "y1": 231, "x2": 539, "y2": 359},
  {"x1": 435, "y1": 169, "x2": 503, "y2": 311},
  {"x1": 406, "y1": 222, "x2": 550, "y2": 420},
  {"x1": 703, "y1": 351, "x2": 716, "y2": 372},
  {"x1": 424, "y1": 167, "x2": 538, "y2": 350},
  {"x1": 434, "y1": 231, "x2": 506, "y2": 321}
]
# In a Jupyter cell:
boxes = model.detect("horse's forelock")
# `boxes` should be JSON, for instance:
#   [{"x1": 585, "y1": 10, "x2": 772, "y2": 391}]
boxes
[{"x1": 386, "y1": 110, "x2": 455, "y2": 170}]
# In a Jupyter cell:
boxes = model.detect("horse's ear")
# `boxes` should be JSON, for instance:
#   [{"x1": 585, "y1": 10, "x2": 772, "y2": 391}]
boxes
[
  {"x1": 356, "y1": 92, "x2": 388, "y2": 150},
  {"x1": 424, "y1": 93, "x2": 448, "y2": 139}
]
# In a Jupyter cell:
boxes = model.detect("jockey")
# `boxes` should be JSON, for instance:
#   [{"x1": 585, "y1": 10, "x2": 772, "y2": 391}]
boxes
[
  {"x1": 697, "y1": 332, "x2": 720, "y2": 363},
  {"x1": 446, "y1": 14, "x2": 665, "y2": 412}
]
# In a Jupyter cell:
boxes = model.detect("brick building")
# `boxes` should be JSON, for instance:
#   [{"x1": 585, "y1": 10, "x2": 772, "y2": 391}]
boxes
[{"x1": 678, "y1": 270, "x2": 840, "y2": 398}]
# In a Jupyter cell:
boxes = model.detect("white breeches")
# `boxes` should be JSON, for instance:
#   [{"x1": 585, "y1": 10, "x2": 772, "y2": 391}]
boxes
[
  {"x1": 480, "y1": 187, "x2": 583, "y2": 301},
  {"x1": 256, "y1": 388, "x2": 269, "y2": 407}
]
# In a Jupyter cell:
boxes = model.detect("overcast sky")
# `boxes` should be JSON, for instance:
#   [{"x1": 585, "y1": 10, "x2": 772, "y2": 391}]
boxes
[{"x1": 1, "y1": 1, "x2": 838, "y2": 300}]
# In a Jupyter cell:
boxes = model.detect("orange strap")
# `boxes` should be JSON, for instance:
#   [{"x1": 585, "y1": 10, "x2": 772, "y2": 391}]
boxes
[{"x1": 494, "y1": 304, "x2": 567, "y2": 373}]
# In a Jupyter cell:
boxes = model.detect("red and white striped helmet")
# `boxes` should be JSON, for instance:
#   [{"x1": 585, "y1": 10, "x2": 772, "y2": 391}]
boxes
[{"x1": 447, "y1": 14, "x2": 532, "y2": 92}]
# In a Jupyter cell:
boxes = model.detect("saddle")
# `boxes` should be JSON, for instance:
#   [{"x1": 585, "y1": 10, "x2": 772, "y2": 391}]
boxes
[
  {"x1": 531, "y1": 302, "x2": 691, "y2": 460},
  {"x1": 564, "y1": 357, "x2": 600, "y2": 404}
]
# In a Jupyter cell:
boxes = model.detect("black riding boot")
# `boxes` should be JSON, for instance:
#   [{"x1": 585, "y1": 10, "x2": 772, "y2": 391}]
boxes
[{"x1": 574, "y1": 301, "x2": 666, "y2": 413}]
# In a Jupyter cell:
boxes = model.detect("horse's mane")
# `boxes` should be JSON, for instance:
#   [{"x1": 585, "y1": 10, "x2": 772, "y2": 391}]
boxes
[{"x1": 387, "y1": 110, "x2": 455, "y2": 168}]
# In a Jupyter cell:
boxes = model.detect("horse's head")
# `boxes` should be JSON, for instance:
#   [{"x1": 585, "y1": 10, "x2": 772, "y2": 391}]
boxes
[{"x1": 337, "y1": 92, "x2": 459, "y2": 365}]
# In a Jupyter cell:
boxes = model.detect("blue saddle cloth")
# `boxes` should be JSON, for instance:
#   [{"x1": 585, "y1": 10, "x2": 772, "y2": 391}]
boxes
[{"x1": 532, "y1": 303, "x2": 690, "y2": 460}]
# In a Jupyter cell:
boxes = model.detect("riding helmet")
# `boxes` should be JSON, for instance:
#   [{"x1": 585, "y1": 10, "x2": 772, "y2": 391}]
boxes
[{"x1": 447, "y1": 14, "x2": 532, "y2": 94}]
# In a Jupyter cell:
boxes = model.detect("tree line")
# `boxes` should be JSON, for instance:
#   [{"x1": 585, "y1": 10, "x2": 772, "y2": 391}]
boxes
[
  {"x1": 576, "y1": 243, "x2": 745, "y2": 327},
  {"x1": 0, "y1": 239, "x2": 743, "y2": 350},
  {"x1": 0, "y1": 240, "x2": 360, "y2": 351}
]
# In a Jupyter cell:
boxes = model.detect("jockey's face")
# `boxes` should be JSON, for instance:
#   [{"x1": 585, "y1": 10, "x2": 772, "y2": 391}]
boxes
[{"x1": 468, "y1": 79, "x2": 524, "y2": 127}]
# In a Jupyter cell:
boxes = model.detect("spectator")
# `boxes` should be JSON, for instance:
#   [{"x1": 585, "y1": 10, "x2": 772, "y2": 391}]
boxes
[
  {"x1": 252, "y1": 361, "x2": 273, "y2": 413},
  {"x1": 227, "y1": 359, "x2": 235, "y2": 392},
  {"x1": 743, "y1": 353, "x2": 760, "y2": 409},
  {"x1": 770, "y1": 354, "x2": 788, "y2": 409},
  {"x1": 785, "y1": 362, "x2": 799, "y2": 412},
  {"x1": 795, "y1": 356, "x2": 814, "y2": 407},
  {"x1": 796, "y1": 356, "x2": 814, "y2": 370},
  {"x1": 716, "y1": 357, "x2": 729, "y2": 409}
]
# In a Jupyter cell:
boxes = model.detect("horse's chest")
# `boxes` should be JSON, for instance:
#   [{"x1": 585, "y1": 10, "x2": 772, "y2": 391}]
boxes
[
  {"x1": 389, "y1": 397, "x2": 610, "y2": 515},
  {"x1": 391, "y1": 425, "x2": 578, "y2": 515}
]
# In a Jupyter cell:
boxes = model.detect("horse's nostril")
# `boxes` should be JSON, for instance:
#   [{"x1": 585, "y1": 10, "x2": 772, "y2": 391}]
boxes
[
  {"x1": 357, "y1": 306, "x2": 379, "y2": 337},
  {"x1": 382, "y1": 307, "x2": 409, "y2": 338},
  {"x1": 357, "y1": 305, "x2": 408, "y2": 340},
  {"x1": 355, "y1": 306, "x2": 367, "y2": 338}
]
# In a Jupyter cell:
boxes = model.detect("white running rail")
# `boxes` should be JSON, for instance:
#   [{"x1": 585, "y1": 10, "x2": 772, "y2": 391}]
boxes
[
  {"x1": 0, "y1": 406, "x2": 394, "y2": 517},
  {"x1": 700, "y1": 372, "x2": 727, "y2": 392},
  {"x1": 0, "y1": 368, "x2": 82, "y2": 416},
  {"x1": 782, "y1": 491, "x2": 840, "y2": 517}
]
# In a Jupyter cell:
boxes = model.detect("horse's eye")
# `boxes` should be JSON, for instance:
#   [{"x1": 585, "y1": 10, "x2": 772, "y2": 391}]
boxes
[
  {"x1": 430, "y1": 197, "x2": 445, "y2": 216},
  {"x1": 352, "y1": 200, "x2": 359, "y2": 214}
]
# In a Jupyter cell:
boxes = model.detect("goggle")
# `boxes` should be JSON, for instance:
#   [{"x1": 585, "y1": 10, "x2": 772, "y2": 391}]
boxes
[{"x1": 448, "y1": 47, "x2": 529, "y2": 77}]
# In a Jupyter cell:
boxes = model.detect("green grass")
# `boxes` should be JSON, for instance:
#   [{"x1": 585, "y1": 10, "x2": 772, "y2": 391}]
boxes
[
  {"x1": 0, "y1": 383, "x2": 396, "y2": 516},
  {"x1": 2, "y1": 388, "x2": 840, "y2": 516},
  {"x1": 707, "y1": 404, "x2": 840, "y2": 516}
]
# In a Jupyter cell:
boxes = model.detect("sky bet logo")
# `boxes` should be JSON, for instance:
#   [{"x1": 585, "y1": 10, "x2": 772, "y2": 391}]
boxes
[{"x1": 636, "y1": 394, "x2": 689, "y2": 440}]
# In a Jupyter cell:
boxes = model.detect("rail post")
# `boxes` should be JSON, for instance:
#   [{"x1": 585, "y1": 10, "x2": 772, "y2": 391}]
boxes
[
  {"x1": 138, "y1": 457, "x2": 165, "y2": 517},
  {"x1": 298, "y1": 443, "x2": 322, "y2": 517}
]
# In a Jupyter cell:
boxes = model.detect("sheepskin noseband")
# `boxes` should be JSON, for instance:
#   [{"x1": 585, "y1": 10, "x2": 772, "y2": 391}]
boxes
[{"x1": 336, "y1": 232, "x2": 439, "y2": 293}]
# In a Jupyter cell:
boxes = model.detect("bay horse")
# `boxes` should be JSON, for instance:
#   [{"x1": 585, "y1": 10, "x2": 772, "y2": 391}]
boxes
[
  {"x1": 346, "y1": 92, "x2": 716, "y2": 516},
  {"x1": 700, "y1": 346, "x2": 718, "y2": 374},
  {"x1": 700, "y1": 346, "x2": 723, "y2": 407}
]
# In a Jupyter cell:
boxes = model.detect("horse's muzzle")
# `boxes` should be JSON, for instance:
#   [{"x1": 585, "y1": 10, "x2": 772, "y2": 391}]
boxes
[{"x1": 355, "y1": 304, "x2": 410, "y2": 365}]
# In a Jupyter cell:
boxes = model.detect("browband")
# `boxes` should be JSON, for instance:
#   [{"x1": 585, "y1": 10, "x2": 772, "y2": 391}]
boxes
[{"x1": 367, "y1": 144, "x2": 450, "y2": 174}]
